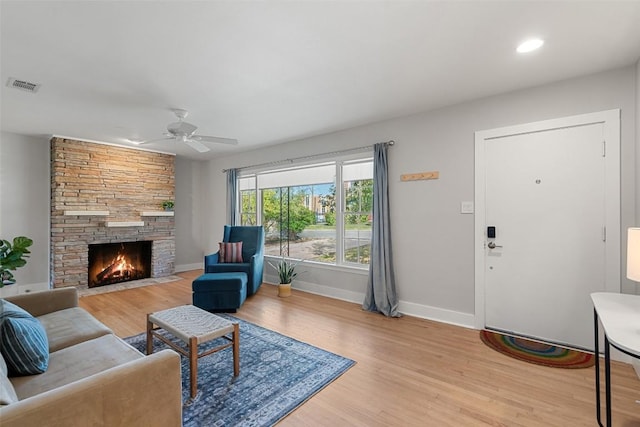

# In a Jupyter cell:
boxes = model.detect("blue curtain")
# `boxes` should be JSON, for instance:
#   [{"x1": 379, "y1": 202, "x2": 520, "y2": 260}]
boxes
[
  {"x1": 226, "y1": 168, "x2": 238, "y2": 225},
  {"x1": 363, "y1": 142, "x2": 400, "y2": 317}
]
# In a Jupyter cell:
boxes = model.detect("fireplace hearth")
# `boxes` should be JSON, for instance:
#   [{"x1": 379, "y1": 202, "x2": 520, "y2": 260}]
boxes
[{"x1": 88, "y1": 241, "x2": 152, "y2": 288}]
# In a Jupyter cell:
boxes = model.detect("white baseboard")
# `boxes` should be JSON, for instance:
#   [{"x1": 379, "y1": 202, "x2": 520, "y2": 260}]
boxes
[
  {"x1": 0, "y1": 281, "x2": 49, "y2": 297},
  {"x1": 264, "y1": 276, "x2": 364, "y2": 304},
  {"x1": 25, "y1": 281, "x2": 50, "y2": 290},
  {"x1": 265, "y1": 274, "x2": 475, "y2": 329},
  {"x1": 398, "y1": 300, "x2": 476, "y2": 329},
  {"x1": 594, "y1": 348, "x2": 638, "y2": 365},
  {"x1": 296, "y1": 280, "x2": 364, "y2": 304},
  {"x1": 175, "y1": 263, "x2": 202, "y2": 273}
]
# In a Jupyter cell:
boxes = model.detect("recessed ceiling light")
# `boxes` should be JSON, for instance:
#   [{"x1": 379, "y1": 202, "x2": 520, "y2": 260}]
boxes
[
  {"x1": 128, "y1": 138, "x2": 144, "y2": 145},
  {"x1": 517, "y1": 39, "x2": 544, "y2": 53}
]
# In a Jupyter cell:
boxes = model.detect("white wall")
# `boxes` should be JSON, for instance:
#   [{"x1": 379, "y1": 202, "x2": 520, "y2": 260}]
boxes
[
  {"x1": 0, "y1": 64, "x2": 637, "y2": 326},
  {"x1": 174, "y1": 157, "x2": 205, "y2": 272},
  {"x1": 636, "y1": 57, "x2": 640, "y2": 296},
  {"x1": 0, "y1": 131, "x2": 50, "y2": 287},
  {"x1": 198, "y1": 65, "x2": 637, "y2": 327},
  {"x1": 634, "y1": 58, "x2": 640, "y2": 378}
]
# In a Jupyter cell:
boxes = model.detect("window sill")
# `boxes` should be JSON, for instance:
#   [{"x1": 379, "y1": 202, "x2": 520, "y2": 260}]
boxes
[{"x1": 264, "y1": 255, "x2": 368, "y2": 275}]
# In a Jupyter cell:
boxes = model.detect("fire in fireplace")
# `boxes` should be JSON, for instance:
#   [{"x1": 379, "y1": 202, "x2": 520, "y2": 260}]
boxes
[{"x1": 88, "y1": 241, "x2": 152, "y2": 288}]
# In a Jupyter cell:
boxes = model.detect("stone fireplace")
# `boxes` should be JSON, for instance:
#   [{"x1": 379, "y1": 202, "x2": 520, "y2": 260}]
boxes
[{"x1": 50, "y1": 137, "x2": 175, "y2": 289}]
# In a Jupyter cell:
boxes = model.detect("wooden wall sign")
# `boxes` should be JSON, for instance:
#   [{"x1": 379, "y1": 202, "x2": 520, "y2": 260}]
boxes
[{"x1": 400, "y1": 171, "x2": 439, "y2": 182}]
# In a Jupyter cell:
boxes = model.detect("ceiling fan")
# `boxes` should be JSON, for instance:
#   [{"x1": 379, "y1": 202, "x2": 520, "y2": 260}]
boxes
[{"x1": 140, "y1": 109, "x2": 238, "y2": 153}]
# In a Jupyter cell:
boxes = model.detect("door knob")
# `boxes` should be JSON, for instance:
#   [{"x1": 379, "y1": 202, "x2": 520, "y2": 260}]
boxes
[{"x1": 487, "y1": 242, "x2": 502, "y2": 249}]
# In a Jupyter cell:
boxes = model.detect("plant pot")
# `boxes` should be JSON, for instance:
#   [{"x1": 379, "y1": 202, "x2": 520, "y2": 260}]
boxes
[{"x1": 277, "y1": 283, "x2": 292, "y2": 298}]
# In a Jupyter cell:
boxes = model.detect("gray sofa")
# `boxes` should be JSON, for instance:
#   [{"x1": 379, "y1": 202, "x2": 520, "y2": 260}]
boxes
[{"x1": 0, "y1": 287, "x2": 182, "y2": 426}]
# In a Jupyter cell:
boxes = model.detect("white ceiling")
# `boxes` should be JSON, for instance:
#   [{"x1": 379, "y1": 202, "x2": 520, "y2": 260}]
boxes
[{"x1": 2, "y1": 1, "x2": 640, "y2": 160}]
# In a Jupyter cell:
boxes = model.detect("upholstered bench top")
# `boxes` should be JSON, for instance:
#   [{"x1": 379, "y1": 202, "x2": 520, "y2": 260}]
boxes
[
  {"x1": 192, "y1": 272, "x2": 247, "y2": 291},
  {"x1": 192, "y1": 272, "x2": 248, "y2": 312},
  {"x1": 148, "y1": 305, "x2": 235, "y2": 344}
]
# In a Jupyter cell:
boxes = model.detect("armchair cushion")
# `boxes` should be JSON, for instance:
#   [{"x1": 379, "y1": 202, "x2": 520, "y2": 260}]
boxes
[
  {"x1": 219, "y1": 241, "x2": 243, "y2": 263},
  {"x1": 207, "y1": 263, "x2": 251, "y2": 275}
]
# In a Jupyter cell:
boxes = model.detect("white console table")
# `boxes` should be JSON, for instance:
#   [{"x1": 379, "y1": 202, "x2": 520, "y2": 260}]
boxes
[{"x1": 591, "y1": 292, "x2": 640, "y2": 426}]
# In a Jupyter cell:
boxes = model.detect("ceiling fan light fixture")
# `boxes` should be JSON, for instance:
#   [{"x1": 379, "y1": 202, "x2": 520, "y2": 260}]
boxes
[
  {"x1": 139, "y1": 109, "x2": 238, "y2": 154},
  {"x1": 172, "y1": 108, "x2": 188, "y2": 120},
  {"x1": 517, "y1": 38, "x2": 544, "y2": 53}
]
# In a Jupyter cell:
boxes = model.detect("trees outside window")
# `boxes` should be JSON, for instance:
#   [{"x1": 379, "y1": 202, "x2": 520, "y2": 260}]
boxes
[
  {"x1": 343, "y1": 179, "x2": 373, "y2": 264},
  {"x1": 262, "y1": 184, "x2": 333, "y2": 260},
  {"x1": 239, "y1": 176, "x2": 256, "y2": 226}
]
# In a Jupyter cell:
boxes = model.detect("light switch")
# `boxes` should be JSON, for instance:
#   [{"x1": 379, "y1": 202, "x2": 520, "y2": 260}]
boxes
[{"x1": 461, "y1": 201, "x2": 474, "y2": 214}]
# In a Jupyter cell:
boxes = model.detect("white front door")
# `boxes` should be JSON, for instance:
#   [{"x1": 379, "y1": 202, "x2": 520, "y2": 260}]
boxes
[{"x1": 474, "y1": 110, "x2": 620, "y2": 351}]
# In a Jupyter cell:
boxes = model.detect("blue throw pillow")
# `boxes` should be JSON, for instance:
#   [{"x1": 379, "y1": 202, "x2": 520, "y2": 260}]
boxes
[{"x1": 0, "y1": 299, "x2": 49, "y2": 376}]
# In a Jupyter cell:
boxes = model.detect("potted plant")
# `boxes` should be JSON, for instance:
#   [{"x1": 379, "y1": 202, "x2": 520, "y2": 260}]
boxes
[
  {"x1": 0, "y1": 236, "x2": 33, "y2": 287},
  {"x1": 268, "y1": 256, "x2": 302, "y2": 298},
  {"x1": 162, "y1": 200, "x2": 174, "y2": 211}
]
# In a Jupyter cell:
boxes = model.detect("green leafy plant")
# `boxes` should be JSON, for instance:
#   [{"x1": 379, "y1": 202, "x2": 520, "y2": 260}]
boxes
[
  {"x1": 0, "y1": 236, "x2": 33, "y2": 287},
  {"x1": 162, "y1": 200, "x2": 175, "y2": 210},
  {"x1": 268, "y1": 257, "x2": 303, "y2": 284}
]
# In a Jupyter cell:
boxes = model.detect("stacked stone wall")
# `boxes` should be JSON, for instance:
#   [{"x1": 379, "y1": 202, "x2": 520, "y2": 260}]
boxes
[{"x1": 50, "y1": 137, "x2": 175, "y2": 289}]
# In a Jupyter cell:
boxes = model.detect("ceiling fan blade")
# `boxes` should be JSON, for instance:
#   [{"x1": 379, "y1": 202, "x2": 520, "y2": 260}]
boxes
[
  {"x1": 185, "y1": 139, "x2": 211, "y2": 153},
  {"x1": 192, "y1": 135, "x2": 239, "y2": 145}
]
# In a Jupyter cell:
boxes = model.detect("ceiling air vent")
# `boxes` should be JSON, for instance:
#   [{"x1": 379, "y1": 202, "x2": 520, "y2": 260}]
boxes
[{"x1": 6, "y1": 77, "x2": 41, "y2": 93}]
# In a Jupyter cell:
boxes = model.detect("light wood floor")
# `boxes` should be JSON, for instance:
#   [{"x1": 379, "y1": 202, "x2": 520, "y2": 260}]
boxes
[{"x1": 79, "y1": 270, "x2": 640, "y2": 426}]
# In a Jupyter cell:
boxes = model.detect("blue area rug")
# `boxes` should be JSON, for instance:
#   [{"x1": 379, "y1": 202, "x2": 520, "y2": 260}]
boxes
[{"x1": 124, "y1": 315, "x2": 355, "y2": 426}]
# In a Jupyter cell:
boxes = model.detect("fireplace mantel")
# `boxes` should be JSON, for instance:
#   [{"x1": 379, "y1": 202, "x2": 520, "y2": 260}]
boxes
[
  {"x1": 140, "y1": 211, "x2": 174, "y2": 217},
  {"x1": 64, "y1": 210, "x2": 110, "y2": 216},
  {"x1": 63, "y1": 210, "x2": 174, "y2": 222},
  {"x1": 105, "y1": 221, "x2": 146, "y2": 227}
]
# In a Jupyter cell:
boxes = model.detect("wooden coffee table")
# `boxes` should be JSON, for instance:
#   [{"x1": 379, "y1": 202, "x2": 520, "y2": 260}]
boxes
[{"x1": 146, "y1": 304, "x2": 239, "y2": 398}]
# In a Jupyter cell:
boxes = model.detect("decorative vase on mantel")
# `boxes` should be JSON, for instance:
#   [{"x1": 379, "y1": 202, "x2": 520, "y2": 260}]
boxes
[{"x1": 161, "y1": 200, "x2": 174, "y2": 212}]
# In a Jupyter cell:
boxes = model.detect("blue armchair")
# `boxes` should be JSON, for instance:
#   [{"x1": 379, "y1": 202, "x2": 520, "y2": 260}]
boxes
[{"x1": 204, "y1": 225, "x2": 264, "y2": 295}]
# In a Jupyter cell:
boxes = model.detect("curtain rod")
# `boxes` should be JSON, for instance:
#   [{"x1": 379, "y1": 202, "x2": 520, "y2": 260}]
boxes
[{"x1": 222, "y1": 140, "x2": 394, "y2": 173}]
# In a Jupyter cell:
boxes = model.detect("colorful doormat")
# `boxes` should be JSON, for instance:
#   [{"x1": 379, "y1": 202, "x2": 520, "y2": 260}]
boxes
[
  {"x1": 479, "y1": 330, "x2": 595, "y2": 369},
  {"x1": 125, "y1": 315, "x2": 355, "y2": 426}
]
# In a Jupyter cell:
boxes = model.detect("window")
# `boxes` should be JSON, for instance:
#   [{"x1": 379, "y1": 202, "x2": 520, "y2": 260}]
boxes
[
  {"x1": 239, "y1": 176, "x2": 257, "y2": 226},
  {"x1": 237, "y1": 157, "x2": 373, "y2": 267},
  {"x1": 342, "y1": 160, "x2": 373, "y2": 265}
]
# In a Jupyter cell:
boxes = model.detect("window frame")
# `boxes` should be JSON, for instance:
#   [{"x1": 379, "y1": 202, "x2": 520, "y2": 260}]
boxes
[
  {"x1": 236, "y1": 154, "x2": 373, "y2": 270},
  {"x1": 340, "y1": 158, "x2": 374, "y2": 267}
]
